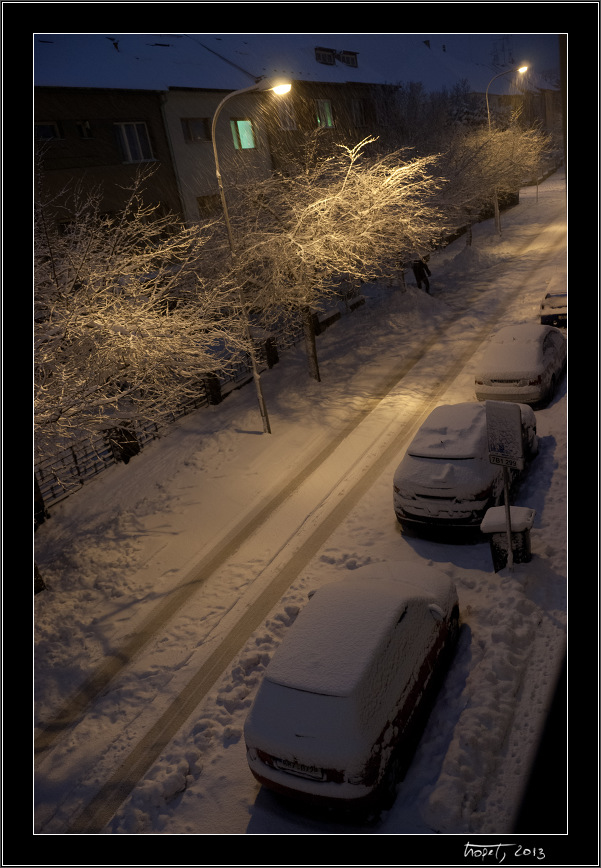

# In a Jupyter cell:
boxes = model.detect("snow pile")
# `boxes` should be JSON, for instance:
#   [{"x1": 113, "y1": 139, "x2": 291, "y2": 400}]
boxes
[{"x1": 422, "y1": 572, "x2": 541, "y2": 833}]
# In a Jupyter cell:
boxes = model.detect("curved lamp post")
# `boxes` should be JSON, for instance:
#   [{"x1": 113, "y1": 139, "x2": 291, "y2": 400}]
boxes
[
  {"x1": 211, "y1": 78, "x2": 292, "y2": 433},
  {"x1": 485, "y1": 66, "x2": 528, "y2": 235},
  {"x1": 486, "y1": 65, "x2": 528, "y2": 130}
]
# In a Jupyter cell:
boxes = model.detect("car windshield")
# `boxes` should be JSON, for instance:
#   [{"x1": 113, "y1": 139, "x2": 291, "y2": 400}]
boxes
[
  {"x1": 543, "y1": 294, "x2": 567, "y2": 309},
  {"x1": 408, "y1": 406, "x2": 486, "y2": 459}
]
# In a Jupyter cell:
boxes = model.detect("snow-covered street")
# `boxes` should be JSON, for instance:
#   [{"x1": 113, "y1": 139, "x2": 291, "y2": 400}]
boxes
[{"x1": 33, "y1": 173, "x2": 568, "y2": 851}]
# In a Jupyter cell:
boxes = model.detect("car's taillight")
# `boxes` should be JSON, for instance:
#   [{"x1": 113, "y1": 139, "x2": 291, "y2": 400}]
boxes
[
  {"x1": 528, "y1": 374, "x2": 542, "y2": 385},
  {"x1": 475, "y1": 378, "x2": 483, "y2": 385}
]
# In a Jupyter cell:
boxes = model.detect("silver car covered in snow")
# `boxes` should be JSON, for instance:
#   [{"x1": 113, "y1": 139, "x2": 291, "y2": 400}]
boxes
[
  {"x1": 474, "y1": 323, "x2": 566, "y2": 407},
  {"x1": 393, "y1": 401, "x2": 538, "y2": 535}
]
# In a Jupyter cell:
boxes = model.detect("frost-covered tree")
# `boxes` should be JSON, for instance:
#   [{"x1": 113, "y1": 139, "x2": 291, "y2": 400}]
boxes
[
  {"x1": 35, "y1": 167, "x2": 246, "y2": 458},
  {"x1": 436, "y1": 116, "x2": 551, "y2": 240},
  {"x1": 225, "y1": 137, "x2": 448, "y2": 380}
]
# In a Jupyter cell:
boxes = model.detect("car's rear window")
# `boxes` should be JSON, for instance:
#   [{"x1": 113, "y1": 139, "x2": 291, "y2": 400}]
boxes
[{"x1": 258, "y1": 680, "x2": 365, "y2": 749}]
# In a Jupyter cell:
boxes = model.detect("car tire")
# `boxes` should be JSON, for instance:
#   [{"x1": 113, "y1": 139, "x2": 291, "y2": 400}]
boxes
[
  {"x1": 380, "y1": 752, "x2": 402, "y2": 810},
  {"x1": 448, "y1": 608, "x2": 460, "y2": 647}
]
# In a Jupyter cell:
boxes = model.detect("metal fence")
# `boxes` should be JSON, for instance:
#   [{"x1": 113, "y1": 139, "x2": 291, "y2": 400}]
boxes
[{"x1": 34, "y1": 316, "x2": 308, "y2": 522}]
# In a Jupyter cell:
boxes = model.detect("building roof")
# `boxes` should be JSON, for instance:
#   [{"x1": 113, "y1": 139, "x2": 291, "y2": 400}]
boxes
[{"x1": 34, "y1": 32, "x2": 558, "y2": 95}]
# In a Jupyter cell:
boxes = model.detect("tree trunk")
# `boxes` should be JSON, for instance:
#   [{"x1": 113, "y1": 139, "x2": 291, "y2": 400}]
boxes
[
  {"x1": 302, "y1": 306, "x2": 321, "y2": 382},
  {"x1": 493, "y1": 190, "x2": 502, "y2": 235}
]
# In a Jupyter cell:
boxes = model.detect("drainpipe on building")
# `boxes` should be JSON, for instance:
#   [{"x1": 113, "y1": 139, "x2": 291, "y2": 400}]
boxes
[{"x1": 159, "y1": 92, "x2": 189, "y2": 224}]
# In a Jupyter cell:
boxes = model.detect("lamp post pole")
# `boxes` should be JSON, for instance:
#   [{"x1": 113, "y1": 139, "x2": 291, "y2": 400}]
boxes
[
  {"x1": 210, "y1": 79, "x2": 291, "y2": 434},
  {"x1": 485, "y1": 66, "x2": 528, "y2": 236}
]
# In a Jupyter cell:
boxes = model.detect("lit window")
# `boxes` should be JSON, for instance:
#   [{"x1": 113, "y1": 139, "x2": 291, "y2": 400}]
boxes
[
  {"x1": 230, "y1": 119, "x2": 256, "y2": 150},
  {"x1": 315, "y1": 99, "x2": 334, "y2": 129},
  {"x1": 114, "y1": 122, "x2": 154, "y2": 162},
  {"x1": 181, "y1": 117, "x2": 211, "y2": 142}
]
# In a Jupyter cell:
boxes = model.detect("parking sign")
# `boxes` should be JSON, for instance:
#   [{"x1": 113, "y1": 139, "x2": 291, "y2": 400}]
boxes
[{"x1": 485, "y1": 401, "x2": 524, "y2": 470}]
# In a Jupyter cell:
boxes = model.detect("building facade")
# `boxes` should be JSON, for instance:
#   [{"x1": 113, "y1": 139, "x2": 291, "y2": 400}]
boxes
[{"x1": 35, "y1": 87, "x2": 184, "y2": 222}]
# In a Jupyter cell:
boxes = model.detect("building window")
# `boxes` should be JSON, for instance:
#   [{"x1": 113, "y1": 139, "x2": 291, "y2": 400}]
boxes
[
  {"x1": 181, "y1": 117, "x2": 211, "y2": 142},
  {"x1": 114, "y1": 122, "x2": 154, "y2": 162},
  {"x1": 351, "y1": 99, "x2": 366, "y2": 127},
  {"x1": 339, "y1": 51, "x2": 358, "y2": 68},
  {"x1": 230, "y1": 118, "x2": 256, "y2": 150},
  {"x1": 277, "y1": 95, "x2": 297, "y2": 131},
  {"x1": 35, "y1": 122, "x2": 61, "y2": 140},
  {"x1": 315, "y1": 99, "x2": 334, "y2": 129},
  {"x1": 76, "y1": 120, "x2": 93, "y2": 138},
  {"x1": 197, "y1": 194, "x2": 222, "y2": 217},
  {"x1": 315, "y1": 47, "x2": 336, "y2": 65}
]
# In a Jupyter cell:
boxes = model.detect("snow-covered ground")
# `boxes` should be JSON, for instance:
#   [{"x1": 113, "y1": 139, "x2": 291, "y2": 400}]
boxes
[{"x1": 33, "y1": 172, "x2": 568, "y2": 844}]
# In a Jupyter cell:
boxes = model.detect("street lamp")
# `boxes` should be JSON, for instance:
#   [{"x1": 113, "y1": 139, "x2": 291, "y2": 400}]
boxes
[
  {"x1": 486, "y1": 65, "x2": 528, "y2": 130},
  {"x1": 211, "y1": 78, "x2": 292, "y2": 434},
  {"x1": 485, "y1": 66, "x2": 528, "y2": 235}
]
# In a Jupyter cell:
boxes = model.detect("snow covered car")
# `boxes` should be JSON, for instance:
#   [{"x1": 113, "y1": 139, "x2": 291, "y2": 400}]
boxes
[
  {"x1": 474, "y1": 323, "x2": 566, "y2": 408},
  {"x1": 244, "y1": 564, "x2": 459, "y2": 812},
  {"x1": 393, "y1": 401, "x2": 538, "y2": 535},
  {"x1": 540, "y1": 290, "x2": 567, "y2": 327}
]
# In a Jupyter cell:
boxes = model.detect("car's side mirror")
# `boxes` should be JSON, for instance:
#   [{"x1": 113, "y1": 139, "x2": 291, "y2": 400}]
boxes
[{"x1": 428, "y1": 604, "x2": 445, "y2": 622}]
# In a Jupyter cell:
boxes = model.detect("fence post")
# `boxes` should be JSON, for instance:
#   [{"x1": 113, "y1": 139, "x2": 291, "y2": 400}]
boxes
[
  {"x1": 106, "y1": 428, "x2": 141, "y2": 465},
  {"x1": 204, "y1": 373, "x2": 222, "y2": 405},
  {"x1": 35, "y1": 475, "x2": 49, "y2": 530}
]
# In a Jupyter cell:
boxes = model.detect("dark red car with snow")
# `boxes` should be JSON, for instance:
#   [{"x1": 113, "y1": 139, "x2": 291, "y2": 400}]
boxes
[{"x1": 244, "y1": 563, "x2": 459, "y2": 812}]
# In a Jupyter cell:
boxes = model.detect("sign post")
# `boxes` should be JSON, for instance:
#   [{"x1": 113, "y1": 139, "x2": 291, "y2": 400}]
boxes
[{"x1": 485, "y1": 401, "x2": 524, "y2": 570}]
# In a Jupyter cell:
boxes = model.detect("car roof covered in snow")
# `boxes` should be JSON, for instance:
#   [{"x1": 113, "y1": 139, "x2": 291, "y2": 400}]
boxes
[
  {"x1": 264, "y1": 565, "x2": 454, "y2": 697},
  {"x1": 477, "y1": 323, "x2": 555, "y2": 376},
  {"x1": 407, "y1": 402, "x2": 486, "y2": 460}
]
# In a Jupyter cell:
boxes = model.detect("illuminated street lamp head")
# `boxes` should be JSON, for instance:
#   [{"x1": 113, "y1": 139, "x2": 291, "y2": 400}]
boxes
[
  {"x1": 253, "y1": 76, "x2": 292, "y2": 94},
  {"x1": 517, "y1": 66, "x2": 528, "y2": 74}
]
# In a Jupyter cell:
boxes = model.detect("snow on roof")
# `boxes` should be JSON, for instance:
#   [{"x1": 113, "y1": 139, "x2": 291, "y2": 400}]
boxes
[
  {"x1": 34, "y1": 32, "x2": 555, "y2": 94},
  {"x1": 265, "y1": 564, "x2": 453, "y2": 697}
]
